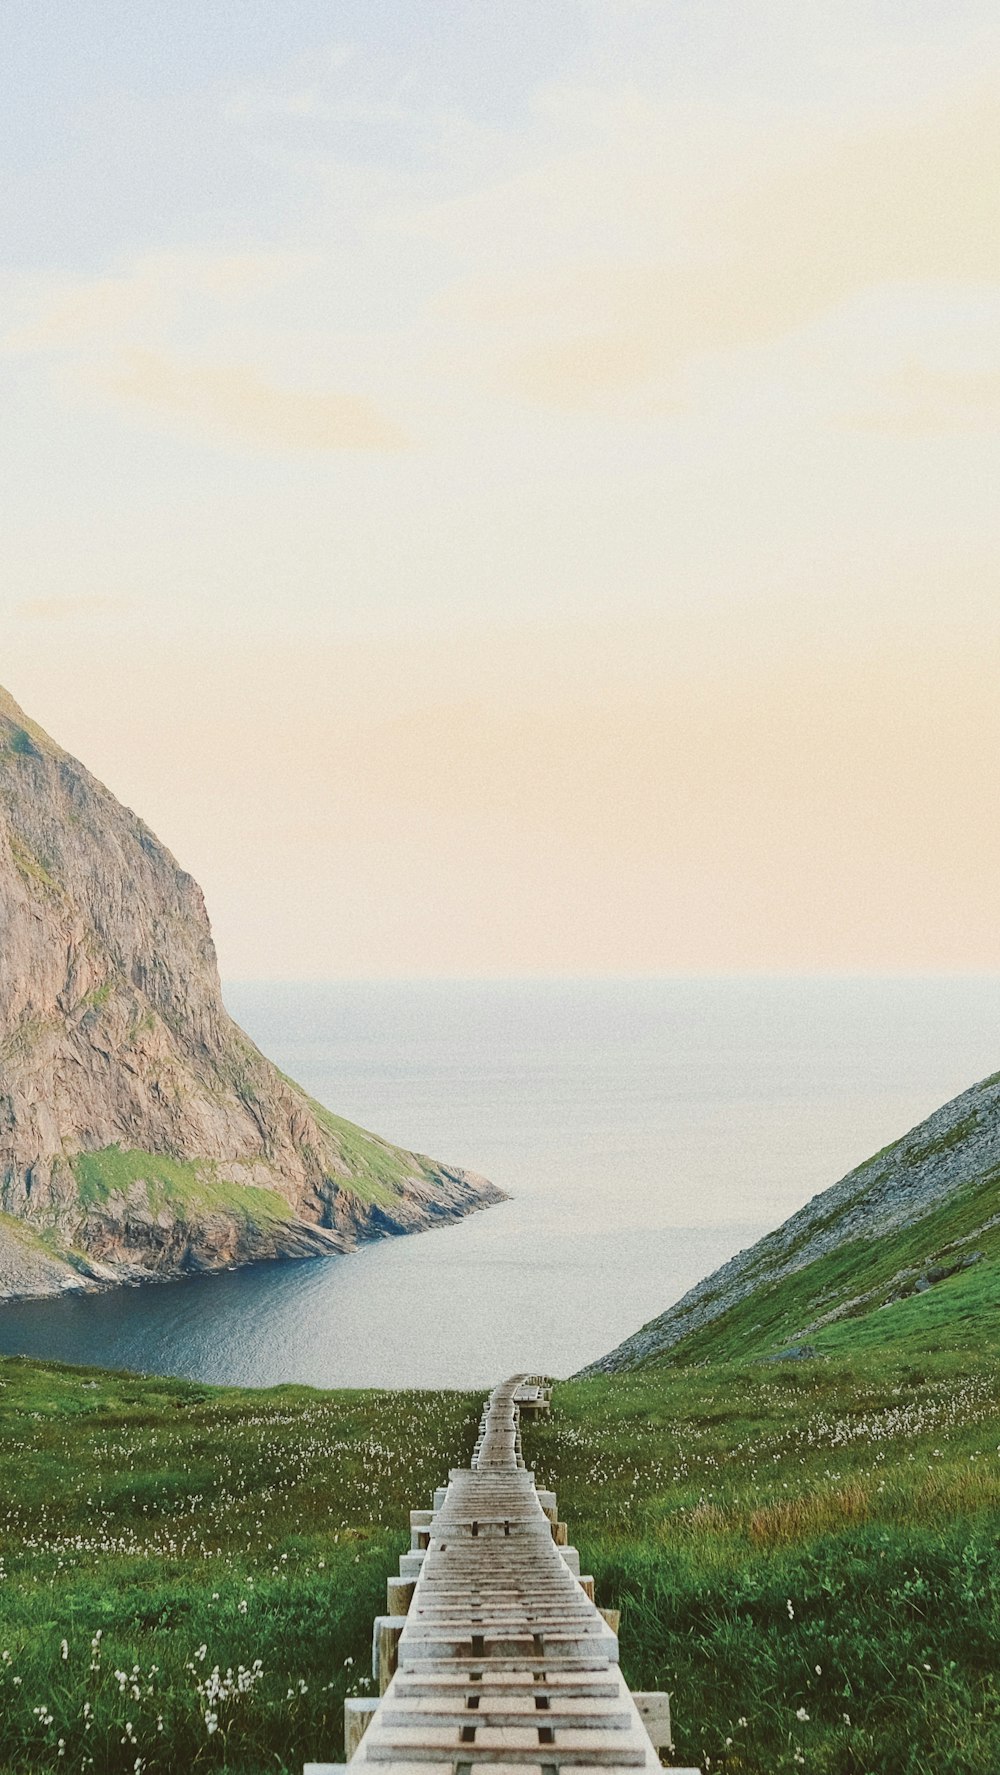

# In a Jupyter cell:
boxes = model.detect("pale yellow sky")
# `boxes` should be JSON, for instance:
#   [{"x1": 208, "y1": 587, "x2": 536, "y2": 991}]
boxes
[{"x1": 3, "y1": 4, "x2": 1000, "y2": 976}]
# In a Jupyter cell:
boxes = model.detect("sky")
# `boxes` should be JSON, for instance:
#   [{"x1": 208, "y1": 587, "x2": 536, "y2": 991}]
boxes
[{"x1": 3, "y1": 1, "x2": 1000, "y2": 978}]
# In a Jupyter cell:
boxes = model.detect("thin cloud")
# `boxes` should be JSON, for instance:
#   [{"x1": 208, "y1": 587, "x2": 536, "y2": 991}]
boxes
[
  {"x1": 432, "y1": 80, "x2": 1000, "y2": 408},
  {"x1": 86, "y1": 349, "x2": 409, "y2": 453},
  {"x1": 223, "y1": 43, "x2": 354, "y2": 122},
  {"x1": 847, "y1": 361, "x2": 1000, "y2": 433},
  {"x1": 15, "y1": 596, "x2": 127, "y2": 621},
  {"x1": 2, "y1": 250, "x2": 301, "y2": 357}
]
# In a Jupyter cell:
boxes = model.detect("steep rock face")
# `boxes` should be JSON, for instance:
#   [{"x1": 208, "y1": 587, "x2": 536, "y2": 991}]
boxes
[
  {"x1": 0, "y1": 686, "x2": 504, "y2": 1299},
  {"x1": 581, "y1": 1065, "x2": 1000, "y2": 1373}
]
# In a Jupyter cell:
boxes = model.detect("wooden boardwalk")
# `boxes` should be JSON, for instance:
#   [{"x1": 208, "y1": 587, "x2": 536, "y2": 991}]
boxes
[{"x1": 308, "y1": 1376, "x2": 698, "y2": 1775}]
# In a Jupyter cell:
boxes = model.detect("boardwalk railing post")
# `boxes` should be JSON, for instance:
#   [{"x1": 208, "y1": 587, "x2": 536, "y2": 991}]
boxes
[
  {"x1": 342, "y1": 1697, "x2": 378, "y2": 1758},
  {"x1": 634, "y1": 1690, "x2": 674, "y2": 1753},
  {"x1": 385, "y1": 1576, "x2": 414, "y2": 1615}
]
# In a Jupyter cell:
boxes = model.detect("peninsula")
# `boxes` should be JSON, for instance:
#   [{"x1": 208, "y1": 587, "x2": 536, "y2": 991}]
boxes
[{"x1": 0, "y1": 686, "x2": 504, "y2": 1301}]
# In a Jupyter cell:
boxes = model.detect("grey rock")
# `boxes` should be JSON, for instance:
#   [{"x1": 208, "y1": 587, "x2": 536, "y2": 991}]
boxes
[{"x1": 0, "y1": 685, "x2": 505, "y2": 1301}]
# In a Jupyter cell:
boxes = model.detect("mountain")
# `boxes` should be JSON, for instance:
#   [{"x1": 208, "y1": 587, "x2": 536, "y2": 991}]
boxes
[
  {"x1": 0, "y1": 686, "x2": 504, "y2": 1300},
  {"x1": 581, "y1": 1061, "x2": 1000, "y2": 1372}
]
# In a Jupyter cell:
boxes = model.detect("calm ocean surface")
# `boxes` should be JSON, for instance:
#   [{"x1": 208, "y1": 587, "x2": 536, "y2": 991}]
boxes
[{"x1": 1, "y1": 978, "x2": 999, "y2": 1388}]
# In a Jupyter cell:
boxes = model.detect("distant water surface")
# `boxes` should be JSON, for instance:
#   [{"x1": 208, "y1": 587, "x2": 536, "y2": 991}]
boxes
[{"x1": 1, "y1": 978, "x2": 998, "y2": 1388}]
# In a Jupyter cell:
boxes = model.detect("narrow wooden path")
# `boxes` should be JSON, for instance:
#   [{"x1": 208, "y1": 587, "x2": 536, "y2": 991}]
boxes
[{"x1": 308, "y1": 1376, "x2": 698, "y2": 1775}]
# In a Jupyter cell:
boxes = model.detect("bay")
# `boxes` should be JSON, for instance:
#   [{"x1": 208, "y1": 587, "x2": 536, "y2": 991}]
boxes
[{"x1": 1, "y1": 977, "x2": 998, "y2": 1388}]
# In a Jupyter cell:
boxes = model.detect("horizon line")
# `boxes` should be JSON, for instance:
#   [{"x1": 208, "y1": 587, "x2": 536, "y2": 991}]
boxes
[{"x1": 221, "y1": 970, "x2": 1000, "y2": 986}]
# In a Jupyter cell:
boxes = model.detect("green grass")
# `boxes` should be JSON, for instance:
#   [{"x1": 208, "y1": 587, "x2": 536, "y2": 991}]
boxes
[
  {"x1": 303, "y1": 1099, "x2": 410, "y2": 1206},
  {"x1": 69, "y1": 1147, "x2": 295, "y2": 1224},
  {"x1": 81, "y1": 981, "x2": 114, "y2": 1012},
  {"x1": 525, "y1": 1326, "x2": 1000, "y2": 1774},
  {"x1": 0, "y1": 1360, "x2": 480, "y2": 1775},
  {"x1": 288, "y1": 1082, "x2": 429, "y2": 1209},
  {"x1": 0, "y1": 1211, "x2": 66, "y2": 1260},
  {"x1": 512, "y1": 1169, "x2": 1000, "y2": 1775},
  {"x1": 817, "y1": 1251, "x2": 1000, "y2": 1355},
  {"x1": 7, "y1": 835, "x2": 62, "y2": 900},
  {"x1": 2, "y1": 1278, "x2": 999, "y2": 1775}
]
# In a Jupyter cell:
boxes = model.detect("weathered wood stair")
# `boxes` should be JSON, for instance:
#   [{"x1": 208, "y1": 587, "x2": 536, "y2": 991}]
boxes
[{"x1": 306, "y1": 1376, "x2": 698, "y2": 1775}]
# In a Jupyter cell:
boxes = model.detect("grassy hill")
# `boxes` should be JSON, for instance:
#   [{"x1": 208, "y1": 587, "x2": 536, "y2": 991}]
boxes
[
  {"x1": 583, "y1": 1065, "x2": 1000, "y2": 1377},
  {"x1": 1, "y1": 1245, "x2": 997, "y2": 1775},
  {"x1": 639, "y1": 1159, "x2": 1000, "y2": 1372},
  {"x1": 528, "y1": 1147, "x2": 999, "y2": 1774}
]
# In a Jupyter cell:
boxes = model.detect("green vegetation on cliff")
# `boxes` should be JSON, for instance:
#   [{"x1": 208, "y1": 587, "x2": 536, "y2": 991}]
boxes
[
  {"x1": 292, "y1": 1089, "x2": 415, "y2": 1209},
  {"x1": 70, "y1": 1146, "x2": 296, "y2": 1224}
]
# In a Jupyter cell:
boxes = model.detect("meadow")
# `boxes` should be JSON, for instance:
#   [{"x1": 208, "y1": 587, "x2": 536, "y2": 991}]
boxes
[
  {"x1": 0, "y1": 1365, "x2": 478, "y2": 1773},
  {"x1": 532, "y1": 1342, "x2": 1000, "y2": 1775},
  {"x1": 1, "y1": 1300, "x2": 997, "y2": 1775}
]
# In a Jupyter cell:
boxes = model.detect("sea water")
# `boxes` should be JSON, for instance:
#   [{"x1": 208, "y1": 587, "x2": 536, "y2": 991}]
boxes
[{"x1": 0, "y1": 977, "x2": 997, "y2": 1388}]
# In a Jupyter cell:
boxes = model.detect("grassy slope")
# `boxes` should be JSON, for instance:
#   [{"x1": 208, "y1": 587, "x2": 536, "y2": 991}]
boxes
[
  {"x1": 531, "y1": 1347, "x2": 999, "y2": 1773},
  {"x1": 296, "y1": 1091, "x2": 420, "y2": 1209},
  {"x1": 68, "y1": 1110, "x2": 443, "y2": 1228},
  {"x1": 658, "y1": 1165, "x2": 1000, "y2": 1370},
  {"x1": 0, "y1": 1362, "x2": 480, "y2": 1774},
  {"x1": 276, "y1": 1071, "x2": 451, "y2": 1210}
]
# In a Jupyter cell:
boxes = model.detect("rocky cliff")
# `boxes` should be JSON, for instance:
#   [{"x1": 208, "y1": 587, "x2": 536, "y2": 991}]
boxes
[
  {"x1": 0, "y1": 685, "x2": 504, "y2": 1300},
  {"x1": 582, "y1": 1062, "x2": 1000, "y2": 1373}
]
